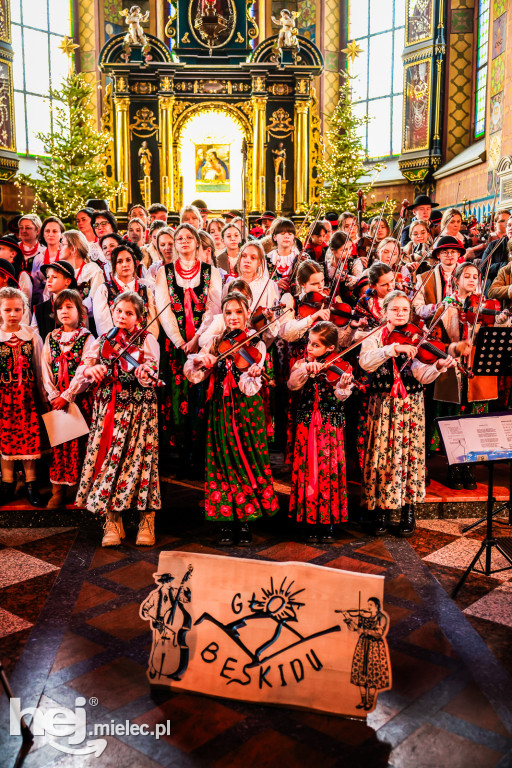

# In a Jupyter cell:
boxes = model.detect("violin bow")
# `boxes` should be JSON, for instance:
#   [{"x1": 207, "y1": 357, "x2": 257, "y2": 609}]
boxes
[
  {"x1": 109, "y1": 297, "x2": 174, "y2": 366},
  {"x1": 397, "y1": 301, "x2": 453, "y2": 374},
  {"x1": 466, "y1": 236, "x2": 505, "y2": 358},
  {"x1": 313, "y1": 320, "x2": 386, "y2": 375},
  {"x1": 328, "y1": 216, "x2": 358, "y2": 306},
  {"x1": 367, "y1": 195, "x2": 389, "y2": 260},
  {"x1": 288, "y1": 205, "x2": 324, "y2": 284},
  {"x1": 391, "y1": 198, "x2": 409, "y2": 240},
  {"x1": 296, "y1": 202, "x2": 316, "y2": 240},
  {"x1": 215, "y1": 309, "x2": 293, "y2": 363},
  {"x1": 249, "y1": 263, "x2": 279, "y2": 319}
]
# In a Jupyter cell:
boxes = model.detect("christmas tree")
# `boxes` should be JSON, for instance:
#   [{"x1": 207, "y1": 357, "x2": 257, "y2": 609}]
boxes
[
  {"x1": 16, "y1": 72, "x2": 120, "y2": 225},
  {"x1": 318, "y1": 72, "x2": 389, "y2": 215}
]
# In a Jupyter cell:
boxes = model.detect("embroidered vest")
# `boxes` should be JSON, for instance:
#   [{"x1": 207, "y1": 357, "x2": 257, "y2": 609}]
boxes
[
  {"x1": 0, "y1": 338, "x2": 35, "y2": 385},
  {"x1": 165, "y1": 262, "x2": 211, "y2": 333},
  {"x1": 97, "y1": 331, "x2": 155, "y2": 406},
  {"x1": 296, "y1": 375, "x2": 345, "y2": 427},
  {"x1": 48, "y1": 333, "x2": 89, "y2": 384},
  {"x1": 368, "y1": 355, "x2": 423, "y2": 395},
  {"x1": 106, "y1": 281, "x2": 149, "y2": 324}
]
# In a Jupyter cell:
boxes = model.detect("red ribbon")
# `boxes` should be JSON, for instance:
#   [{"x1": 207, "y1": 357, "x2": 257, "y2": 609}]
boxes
[
  {"x1": 222, "y1": 360, "x2": 257, "y2": 490},
  {"x1": 93, "y1": 374, "x2": 121, "y2": 479},
  {"x1": 55, "y1": 350, "x2": 73, "y2": 392},
  {"x1": 382, "y1": 327, "x2": 408, "y2": 400},
  {"x1": 183, "y1": 286, "x2": 200, "y2": 341},
  {"x1": 306, "y1": 389, "x2": 322, "y2": 501}
]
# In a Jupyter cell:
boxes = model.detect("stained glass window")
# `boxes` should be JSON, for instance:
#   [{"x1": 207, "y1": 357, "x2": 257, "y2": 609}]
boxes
[
  {"x1": 348, "y1": 0, "x2": 405, "y2": 159},
  {"x1": 474, "y1": 0, "x2": 490, "y2": 139},
  {"x1": 11, "y1": 0, "x2": 72, "y2": 156}
]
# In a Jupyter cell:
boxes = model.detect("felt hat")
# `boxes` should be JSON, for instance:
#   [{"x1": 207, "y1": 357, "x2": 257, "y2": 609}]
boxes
[
  {"x1": 0, "y1": 258, "x2": 19, "y2": 287},
  {"x1": 191, "y1": 199, "x2": 211, "y2": 213},
  {"x1": 431, "y1": 235, "x2": 466, "y2": 259},
  {"x1": 0, "y1": 234, "x2": 23, "y2": 261},
  {"x1": 429, "y1": 209, "x2": 443, "y2": 223},
  {"x1": 407, "y1": 195, "x2": 439, "y2": 211},
  {"x1": 256, "y1": 210, "x2": 276, "y2": 224},
  {"x1": 41, "y1": 259, "x2": 78, "y2": 289}
]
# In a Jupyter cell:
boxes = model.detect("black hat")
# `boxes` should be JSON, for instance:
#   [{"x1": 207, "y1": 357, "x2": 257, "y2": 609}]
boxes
[
  {"x1": 154, "y1": 572, "x2": 175, "y2": 583},
  {"x1": 256, "y1": 210, "x2": 276, "y2": 224},
  {"x1": 429, "y1": 209, "x2": 443, "y2": 223},
  {"x1": 225, "y1": 210, "x2": 243, "y2": 220},
  {"x1": 41, "y1": 259, "x2": 78, "y2": 289},
  {"x1": 191, "y1": 199, "x2": 211, "y2": 213},
  {"x1": 85, "y1": 199, "x2": 109, "y2": 211},
  {"x1": 325, "y1": 211, "x2": 339, "y2": 223},
  {"x1": 0, "y1": 258, "x2": 18, "y2": 287},
  {"x1": 431, "y1": 236, "x2": 466, "y2": 259},
  {"x1": 0, "y1": 234, "x2": 23, "y2": 261},
  {"x1": 7, "y1": 214, "x2": 22, "y2": 235},
  {"x1": 407, "y1": 195, "x2": 439, "y2": 211}
]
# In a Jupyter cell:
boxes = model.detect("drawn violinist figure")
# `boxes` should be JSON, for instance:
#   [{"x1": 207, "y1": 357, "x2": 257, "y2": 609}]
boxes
[
  {"x1": 337, "y1": 596, "x2": 391, "y2": 711},
  {"x1": 359, "y1": 290, "x2": 455, "y2": 537},
  {"x1": 184, "y1": 291, "x2": 279, "y2": 547},
  {"x1": 141, "y1": 567, "x2": 193, "y2": 681},
  {"x1": 75, "y1": 290, "x2": 161, "y2": 547},
  {"x1": 288, "y1": 321, "x2": 354, "y2": 543}
]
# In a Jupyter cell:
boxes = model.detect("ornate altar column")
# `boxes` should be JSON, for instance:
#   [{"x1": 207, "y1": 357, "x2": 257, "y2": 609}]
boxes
[
  {"x1": 294, "y1": 100, "x2": 309, "y2": 211},
  {"x1": 252, "y1": 95, "x2": 267, "y2": 211},
  {"x1": 114, "y1": 95, "x2": 131, "y2": 210},
  {"x1": 158, "y1": 94, "x2": 174, "y2": 210},
  {"x1": 0, "y1": 0, "x2": 18, "y2": 181}
]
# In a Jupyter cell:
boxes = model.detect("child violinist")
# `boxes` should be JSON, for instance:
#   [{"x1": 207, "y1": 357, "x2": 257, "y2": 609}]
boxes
[
  {"x1": 0, "y1": 287, "x2": 45, "y2": 507},
  {"x1": 184, "y1": 292, "x2": 279, "y2": 547},
  {"x1": 288, "y1": 321, "x2": 353, "y2": 543},
  {"x1": 359, "y1": 290, "x2": 455, "y2": 537},
  {"x1": 41, "y1": 289, "x2": 95, "y2": 509},
  {"x1": 75, "y1": 291, "x2": 161, "y2": 548}
]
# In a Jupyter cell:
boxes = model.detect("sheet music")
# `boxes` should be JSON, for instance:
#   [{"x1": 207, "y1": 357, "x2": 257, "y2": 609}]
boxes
[
  {"x1": 42, "y1": 402, "x2": 90, "y2": 448},
  {"x1": 499, "y1": 413, "x2": 512, "y2": 450},
  {"x1": 460, "y1": 417, "x2": 509, "y2": 454},
  {"x1": 437, "y1": 420, "x2": 467, "y2": 465}
]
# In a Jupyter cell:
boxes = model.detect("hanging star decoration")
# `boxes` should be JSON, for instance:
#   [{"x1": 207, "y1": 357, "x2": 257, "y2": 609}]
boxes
[
  {"x1": 342, "y1": 40, "x2": 363, "y2": 64},
  {"x1": 58, "y1": 35, "x2": 79, "y2": 59}
]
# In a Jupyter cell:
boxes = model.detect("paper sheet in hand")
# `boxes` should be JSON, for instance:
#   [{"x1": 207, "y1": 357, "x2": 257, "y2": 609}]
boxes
[{"x1": 42, "y1": 403, "x2": 89, "y2": 447}]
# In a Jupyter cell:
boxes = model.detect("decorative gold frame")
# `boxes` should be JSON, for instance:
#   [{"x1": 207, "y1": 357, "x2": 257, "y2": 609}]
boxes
[
  {"x1": 188, "y1": 0, "x2": 237, "y2": 49},
  {"x1": 401, "y1": 57, "x2": 432, "y2": 154},
  {"x1": 0, "y1": 57, "x2": 15, "y2": 152},
  {"x1": 405, "y1": 0, "x2": 435, "y2": 48}
]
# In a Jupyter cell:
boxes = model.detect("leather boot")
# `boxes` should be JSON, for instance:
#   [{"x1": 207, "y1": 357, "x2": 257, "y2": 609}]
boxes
[
  {"x1": 462, "y1": 464, "x2": 477, "y2": 490},
  {"x1": 447, "y1": 465, "x2": 464, "y2": 490},
  {"x1": 47, "y1": 484, "x2": 65, "y2": 509},
  {"x1": 237, "y1": 523, "x2": 252, "y2": 547},
  {"x1": 136, "y1": 511, "x2": 155, "y2": 546},
  {"x1": 398, "y1": 504, "x2": 416, "y2": 537},
  {"x1": 304, "y1": 523, "x2": 319, "y2": 544},
  {"x1": 25, "y1": 482, "x2": 43, "y2": 507},
  {"x1": 217, "y1": 523, "x2": 235, "y2": 546},
  {"x1": 373, "y1": 509, "x2": 388, "y2": 536},
  {"x1": 101, "y1": 513, "x2": 125, "y2": 547}
]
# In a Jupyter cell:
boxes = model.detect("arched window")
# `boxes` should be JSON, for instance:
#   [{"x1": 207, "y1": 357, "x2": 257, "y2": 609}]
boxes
[
  {"x1": 474, "y1": 0, "x2": 490, "y2": 139},
  {"x1": 11, "y1": 0, "x2": 72, "y2": 156},
  {"x1": 348, "y1": 0, "x2": 405, "y2": 160}
]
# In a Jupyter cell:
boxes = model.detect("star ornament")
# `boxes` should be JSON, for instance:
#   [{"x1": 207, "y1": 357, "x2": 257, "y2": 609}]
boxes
[
  {"x1": 58, "y1": 35, "x2": 79, "y2": 58},
  {"x1": 342, "y1": 39, "x2": 363, "y2": 64}
]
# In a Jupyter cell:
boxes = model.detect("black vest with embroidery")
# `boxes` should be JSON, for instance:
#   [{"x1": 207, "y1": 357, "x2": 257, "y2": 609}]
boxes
[
  {"x1": 368, "y1": 355, "x2": 423, "y2": 395},
  {"x1": 106, "y1": 280, "x2": 149, "y2": 324},
  {"x1": 296, "y1": 374, "x2": 345, "y2": 427},
  {"x1": 165, "y1": 261, "x2": 211, "y2": 334},
  {"x1": 48, "y1": 332, "x2": 89, "y2": 386},
  {"x1": 97, "y1": 331, "x2": 156, "y2": 406},
  {"x1": 0, "y1": 338, "x2": 35, "y2": 385}
]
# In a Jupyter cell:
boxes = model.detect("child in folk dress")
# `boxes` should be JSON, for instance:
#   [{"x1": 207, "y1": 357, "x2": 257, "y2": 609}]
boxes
[
  {"x1": 41, "y1": 289, "x2": 95, "y2": 509},
  {"x1": 75, "y1": 291, "x2": 161, "y2": 547},
  {"x1": 288, "y1": 321, "x2": 353, "y2": 543},
  {"x1": 184, "y1": 292, "x2": 279, "y2": 547},
  {"x1": 359, "y1": 291, "x2": 455, "y2": 537},
  {"x1": 0, "y1": 287, "x2": 45, "y2": 506}
]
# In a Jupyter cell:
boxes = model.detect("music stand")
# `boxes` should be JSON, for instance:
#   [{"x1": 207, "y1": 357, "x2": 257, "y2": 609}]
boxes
[{"x1": 437, "y1": 413, "x2": 512, "y2": 598}]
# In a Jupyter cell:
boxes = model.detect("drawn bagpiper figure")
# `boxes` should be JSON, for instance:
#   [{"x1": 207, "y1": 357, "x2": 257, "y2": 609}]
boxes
[{"x1": 140, "y1": 567, "x2": 193, "y2": 680}]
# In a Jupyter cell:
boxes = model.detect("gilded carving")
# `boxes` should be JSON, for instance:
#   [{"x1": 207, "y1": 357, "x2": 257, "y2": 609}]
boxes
[
  {"x1": 235, "y1": 32, "x2": 244, "y2": 43},
  {"x1": 0, "y1": 61, "x2": 13, "y2": 151},
  {"x1": 182, "y1": 32, "x2": 191, "y2": 43},
  {"x1": 160, "y1": 76, "x2": 173, "y2": 92},
  {"x1": 253, "y1": 76, "x2": 265, "y2": 92},
  {"x1": 129, "y1": 107, "x2": 159, "y2": 138},
  {"x1": 0, "y1": 0, "x2": 11, "y2": 45},
  {"x1": 175, "y1": 82, "x2": 194, "y2": 92},
  {"x1": 266, "y1": 107, "x2": 295, "y2": 138},
  {"x1": 268, "y1": 83, "x2": 293, "y2": 96},
  {"x1": 116, "y1": 76, "x2": 129, "y2": 92},
  {"x1": 296, "y1": 79, "x2": 309, "y2": 95},
  {"x1": 309, "y1": 86, "x2": 322, "y2": 204},
  {"x1": 173, "y1": 100, "x2": 193, "y2": 121},
  {"x1": 234, "y1": 101, "x2": 254, "y2": 123},
  {"x1": 100, "y1": 83, "x2": 116, "y2": 207},
  {"x1": 131, "y1": 82, "x2": 157, "y2": 95}
]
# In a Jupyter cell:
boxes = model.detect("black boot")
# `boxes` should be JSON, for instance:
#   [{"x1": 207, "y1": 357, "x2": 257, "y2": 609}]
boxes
[
  {"x1": 304, "y1": 523, "x2": 319, "y2": 544},
  {"x1": 398, "y1": 504, "x2": 416, "y2": 537},
  {"x1": 447, "y1": 465, "x2": 464, "y2": 490},
  {"x1": 462, "y1": 464, "x2": 477, "y2": 490},
  {"x1": 320, "y1": 523, "x2": 335, "y2": 543},
  {"x1": 217, "y1": 524, "x2": 235, "y2": 546},
  {"x1": 373, "y1": 509, "x2": 388, "y2": 536},
  {"x1": 237, "y1": 523, "x2": 252, "y2": 547},
  {"x1": 25, "y1": 482, "x2": 43, "y2": 507},
  {"x1": 0, "y1": 480, "x2": 15, "y2": 504}
]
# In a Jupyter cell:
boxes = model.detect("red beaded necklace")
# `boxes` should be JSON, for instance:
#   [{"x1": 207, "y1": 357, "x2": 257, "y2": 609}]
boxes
[{"x1": 175, "y1": 258, "x2": 200, "y2": 280}]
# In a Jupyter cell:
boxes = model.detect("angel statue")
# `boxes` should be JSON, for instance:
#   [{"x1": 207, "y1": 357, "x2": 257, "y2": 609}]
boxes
[
  {"x1": 121, "y1": 5, "x2": 150, "y2": 47},
  {"x1": 271, "y1": 9, "x2": 299, "y2": 51}
]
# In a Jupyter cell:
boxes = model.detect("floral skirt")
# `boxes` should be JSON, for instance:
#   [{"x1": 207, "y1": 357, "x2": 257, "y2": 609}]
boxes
[
  {"x1": 76, "y1": 394, "x2": 161, "y2": 515},
  {"x1": 205, "y1": 388, "x2": 279, "y2": 522},
  {"x1": 50, "y1": 394, "x2": 93, "y2": 485},
  {"x1": 350, "y1": 636, "x2": 390, "y2": 689},
  {"x1": 363, "y1": 391, "x2": 425, "y2": 511},
  {"x1": 289, "y1": 420, "x2": 348, "y2": 525},
  {"x1": 0, "y1": 381, "x2": 41, "y2": 460}
]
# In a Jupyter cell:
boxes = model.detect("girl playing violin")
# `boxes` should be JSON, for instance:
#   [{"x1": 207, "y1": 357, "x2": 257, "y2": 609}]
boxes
[
  {"x1": 41, "y1": 289, "x2": 95, "y2": 509},
  {"x1": 359, "y1": 290, "x2": 455, "y2": 537},
  {"x1": 184, "y1": 292, "x2": 279, "y2": 547},
  {"x1": 288, "y1": 321, "x2": 353, "y2": 543},
  {"x1": 267, "y1": 217, "x2": 300, "y2": 295},
  {"x1": 75, "y1": 291, "x2": 161, "y2": 548}
]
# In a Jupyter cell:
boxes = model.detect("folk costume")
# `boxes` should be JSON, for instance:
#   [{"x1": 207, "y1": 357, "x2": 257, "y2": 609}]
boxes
[
  {"x1": 41, "y1": 327, "x2": 95, "y2": 494},
  {"x1": 359, "y1": 328, "x2": 441, "y2": 512},
  {"x1": 72, "y1": 260, "x2": 105, "y2": 322},
  {"x1": 184, "y1": 334, "x2": 279, "y2": 525},
  {"x1": 155, "y1": 260, "x2": 222, "y2": 466},
  {"x1": 93, "y1": 277, "x2": 157, "y2": 338},
  {"x1": 288, "y1": 360, "x2": 352, "y2": 534},
  {"x1": 75, "y1": 331, "x2": 161, "y2": 516}
]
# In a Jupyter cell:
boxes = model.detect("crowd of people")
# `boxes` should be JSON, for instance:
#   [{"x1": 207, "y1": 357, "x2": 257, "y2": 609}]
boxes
[{"x1": 2, "y1": 193, "x2": 510, "y2": 549}]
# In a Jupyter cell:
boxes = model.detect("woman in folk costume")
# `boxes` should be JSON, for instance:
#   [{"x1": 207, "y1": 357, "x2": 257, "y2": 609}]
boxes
[
  {"x1": 427, "y1": 261, "x2": 505, "y2": 488},
  {"x1": 75, "y1": 291, "x2": 161, "y2": 547},
  {"x1": 359, "y1": 290, "x2": 455, "y2": 537},
  {"x1": 155, "y1": 223, "x2": 222, "y2": 475},
  {"x1": 0, "y1": 287, "x2": 45, "y2": 507},
  {"x1": 41, "y1": 289, "x2": 95, "y2": 509},
  {"x1": 59, "y1": 230, "x2": 105, "y2": 328},
  {"x1": 184, "y1": 292, "x2": 279, "y2": 547},
  {"x1": 288, "y1": 321, "x2": 353, "y2": 544},
  {"x1": 93, "y1": 244, "x2": 157, "y2": 338}
]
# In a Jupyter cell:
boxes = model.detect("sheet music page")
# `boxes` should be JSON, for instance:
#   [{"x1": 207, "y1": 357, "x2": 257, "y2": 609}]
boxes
[
  {"x1": 499, "y1": 413, "x2": 512, "y2": 450},
  {"x1": 459, "y1": 416, "x2": 509, "y2": 454},
  {"x1": 42, "y1": 402, "x2": 90, "y2": 448},
  {"x1": 437, "y1": 420, "x2": 467, "y2": 464}
]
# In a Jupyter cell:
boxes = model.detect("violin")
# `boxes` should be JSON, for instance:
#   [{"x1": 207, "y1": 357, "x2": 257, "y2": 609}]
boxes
[
  {"x1": 298, "y1": 291, "x2": 367, "y2": 327},
  {"x1": 251, "y1": 301, "x2": 287, "y2": 332},
  {"x1": 102, "y1": 327, "x2": 165, "y2": 386},
  {"x1": 315, "y1": 352, "x2": 364, "y2": 391},
  {"x1": 387, "y1": 322, "x2": 474, "y2": 377},
  {"x1": 462, "y1": 294, "x2": 509, "y2": 326},
  {"x1": 217, "y1": 329, "x2": 264, "y2": 372}
]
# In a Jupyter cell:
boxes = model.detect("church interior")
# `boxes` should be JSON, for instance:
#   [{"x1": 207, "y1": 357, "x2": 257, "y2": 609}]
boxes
[{"x1": 0, "y1": 1, "x2": 511, "y2": 766}]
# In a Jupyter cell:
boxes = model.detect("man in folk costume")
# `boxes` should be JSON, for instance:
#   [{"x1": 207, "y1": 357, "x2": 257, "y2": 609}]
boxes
[
  {"x1": 401, "y1": 194, "x2": 439, "y2": 247},
  {"x1": 412, "y1": 236, "x2": 466, "y2": 322},
  {"x1": 140, "y1": 570, "x2": 192, "y2": 680}
]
